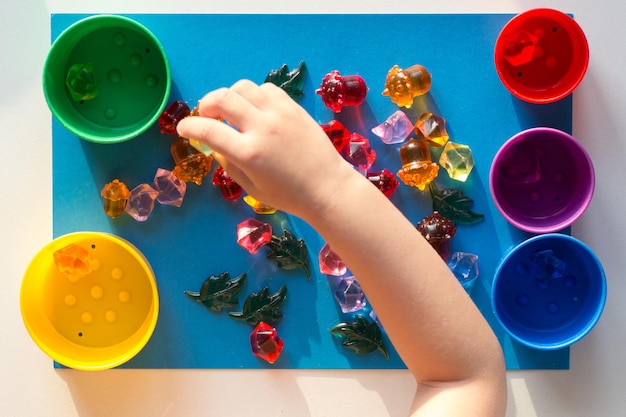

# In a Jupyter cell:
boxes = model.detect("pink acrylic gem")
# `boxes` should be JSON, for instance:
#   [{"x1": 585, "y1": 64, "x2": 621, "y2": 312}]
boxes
[
  {"x1": 318, "y1": 243, "x2": 347, "y2": 276},
  {"x1": 153, "y1": 168, "x2": 187, "y2": 207},
  {"x1": 371, "y1": 110, "x2": 413, "y2": 144},
  {"x1": 237, "y1": 218, "x2": 272, "y2": 254},
  {"x1": 125, "y1": 184, "x2": 159, "y2": 221},
  {"x1": 320, "y1": 120, "x2": 351, "y2": 153},
  {"x1": 343, "y1": 133, "x2": 376, "y2": 171},
  {"x1": 250, "y1": 321, "x2": 284, "y2": 364},
  {"x1": 334, "y1": 276, "x2": 367, "y2": 313},
  {"x1": 366, "y1": 169, "x2": 399, "y2": 197}
]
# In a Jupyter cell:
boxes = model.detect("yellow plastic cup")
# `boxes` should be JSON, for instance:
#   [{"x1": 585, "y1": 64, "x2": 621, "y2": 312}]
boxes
[{"x1": 20, "y1": 232, "x2": 159, "y2": 370}]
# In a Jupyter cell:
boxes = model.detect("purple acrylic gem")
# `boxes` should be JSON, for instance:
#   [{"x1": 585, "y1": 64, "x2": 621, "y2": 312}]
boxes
[
  {"x1": 447, "y1": 252, "x2": 479, "y2": 290},
  {"x1": 237, "y1": 218, "x2": 272, "y2": 254},
  {"x1": 153, "y1": 168, "x2": 187, "y2": 207},
  {"x1": 333, "y1": 276, "x2": 367, "y2": 313},
  {"x1": 371, "y1": 110, "x2": 413, "y2": 144},
  {"x1": 125, "y1": 184, "x2": 159, "y2": 221},
  {"x1": 318, "y1": 243, "x2": 347, "y2": 276},
  {"x1": 342, "y1": 132, "x2": 376, "y2": 172}
]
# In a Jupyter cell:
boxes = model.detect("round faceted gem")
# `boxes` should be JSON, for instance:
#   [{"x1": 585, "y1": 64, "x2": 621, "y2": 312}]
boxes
[
  {"x1": 250, "y1": 321, "x2": 284, "y2": 364},
  {"x1": 237, "y1": 218, "x2": 272, "y2": 254}
]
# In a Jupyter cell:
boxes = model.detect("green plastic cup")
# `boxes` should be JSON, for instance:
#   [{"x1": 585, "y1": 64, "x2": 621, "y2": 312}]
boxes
[{"x1": 43, "y1": 15, "x2": 171, "y2": 143}]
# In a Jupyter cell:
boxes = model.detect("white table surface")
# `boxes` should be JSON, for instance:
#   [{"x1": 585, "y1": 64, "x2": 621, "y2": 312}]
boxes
[{"x1": 2, "y1": 1, "x2": 624, "y2": 416}]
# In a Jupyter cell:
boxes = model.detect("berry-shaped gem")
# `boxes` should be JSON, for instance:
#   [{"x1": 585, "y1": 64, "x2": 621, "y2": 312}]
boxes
[
  {"x1": 170, "y1": 136, "x2": 213, "y2": 185},
  {"x1": 100, "y1": 179, "x2": 130, "y2": 218},
  {"x1": 366, "y1": 169, "x2": 399, "y2": 197},
  {"x1": 382, "y1": 64, "x2": 431, "y2": 108},
  {"x1": 416, "y1": 212, "x2": 457, "y2": 260},
  {"x1": 250, "y1": 321, "x2": 284, "y2": 364},
  {"x1": 316, "y1": 70, "x2": 368, "y2": 112},
  {"x1": 397, "y1": 138, "x2": 439, "y2": 190}
]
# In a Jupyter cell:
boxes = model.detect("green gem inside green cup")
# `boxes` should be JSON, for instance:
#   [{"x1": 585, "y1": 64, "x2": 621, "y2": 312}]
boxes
[{"x1": 43, "y1": 15, "x2": 171, "y2": 144}]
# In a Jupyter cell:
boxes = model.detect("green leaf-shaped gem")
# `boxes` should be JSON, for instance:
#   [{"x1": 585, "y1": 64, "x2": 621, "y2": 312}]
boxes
[
  {"x1": 266, "y1": 230, "x2": 311, "y2": 279},
  {"x1": 429, "y1": 182, "x2": 484, "y2": 224},
  {"x1": 264, "y1": 61, "x2": 307, "y2": 100},
  {"x1": 330, "y1": 315, "x2": 389, "y2": 359},
  {"x1": 228, "y1": 285, "x2": 288, "y2": 326},
  {"x1": 184, "y1": 272, "x2": 247, "y2": 312}
]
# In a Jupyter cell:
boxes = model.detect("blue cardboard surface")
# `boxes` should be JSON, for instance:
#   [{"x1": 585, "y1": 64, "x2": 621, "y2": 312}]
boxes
[{"x1": 52, "y1": 14, "x2": 571, "y2": 369}]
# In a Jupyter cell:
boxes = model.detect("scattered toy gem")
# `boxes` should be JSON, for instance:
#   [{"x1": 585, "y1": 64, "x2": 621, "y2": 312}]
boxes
[
  {"x1": 371, "y1": 110, "x2": 413, "y2": 144},
  {"x1": 170, "y1": 136, "x2": 213, "y2": 185},
  {"x1": 366, "y1": 169, "x2": 399, "y2": 197},
  {"x1": 531, "y1": 249, "x2": 566, "y2": 282},
  {"x1": 100, "y1": 179, "x2": 131, "y2": 218},
  {"x1": 250, "y1": 321, "x2": 284, "y2": 364},
  {"x1": 414, "y1": 112, "x2": 449, "y2": 147},
  {"x1": 158, "y1": 100, "x2": 191, "y2": 134},
  {"x1": 343, "y1": 133, "x2": 377, "y2": 172},
  {"x1": 382, "y1": 64, "x2": 431, "y2": 108},
  {"x1": 53, "y1": 243, "x2": 92, "y2": 282},
  {"x1": 318, "y1": 243, "x2": 347, "y2": 276},
  {"x1": 330, "y1": 315, "x2": 389, "y2": 359},
  {"x1": 212, "y1": 166, "x2": 243, "y2": 201},
  {"x1": 125, "y1": 183, "x2": 159, "y2": 221},
  {"x1": 396, "y1": 138, "x2": 439, "y2": 190},
  {"x1": 237, "y1": 218, "x2": 273, "y2": 254},
  {"x1": 266, "y1": 230, "x2": 311, "y2": 279},
  {"x1": 184, "y1": 272, "x2": 247, "y2": 312},
  {"x1": 316, "y1": 70, "x2": 368, "y2": 112},
  {"x1": 229, "y1": 285, "x2": 288, "y2": 326},
  {"x1": 333, "y1": 276, "x2": 367, "y2": 313},
  {"x1": 416, "y1": 212, "x2": 457, "y2": 260},
  {"x1": 66, "y1": 62, "x2": 98, "y2": 101},
  {"x1": 243, "y1": 195, "x2": 277, "y2": 214},
  {"x1": 439, "y1": 141, "x2": 475, "y2": 182},
  {"x1": 320, "y1": 119, "x2": 351, "y2": 153},
  {"x1": 429, "y1": 183, "x2": 484, "y2": 224},
  {"x1": 153, "y1": 168, "x2": 186, "y2": 207},
  {"x1": 502, "y1": 30, "x2": 539, "y2": 67},
  {"x1": 447, "y1": 252, "x2": 479, "y2": 290},
  {"x1": 264, "y1": 61, "x2": 307, "y2": 100}
]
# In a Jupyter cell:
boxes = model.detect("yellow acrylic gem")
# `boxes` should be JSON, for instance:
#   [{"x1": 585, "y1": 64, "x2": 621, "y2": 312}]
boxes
[
  {"x1": 382, "y1": 64, "x2": 432, "y2": 108},
  {"x1": 414, "y1": 112, "x2": 449, "y2": 147},
  {"x1": 396, "y1": 138, "x2": 439, "y2": 190},
  {"x1": 243, "y1": 195, "x2": 277, "y2": 215},
  {"x1": 439, "y1": 141, "x2": 475, "y2": 182}
]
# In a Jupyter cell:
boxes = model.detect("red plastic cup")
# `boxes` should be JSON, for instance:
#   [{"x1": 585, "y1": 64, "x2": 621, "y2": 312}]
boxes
[
  {"x1": 494, "y1": 9, "x2": 589, "y2": 104},
  {"x1": 489, "y1": 127, "x2": 595, "y2": 234}
]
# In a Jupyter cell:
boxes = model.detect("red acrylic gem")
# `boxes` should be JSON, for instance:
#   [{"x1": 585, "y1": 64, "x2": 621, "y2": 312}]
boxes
[
  {"x1": 320, "y1": 120, "x2": 351, "y2": 153},
  {"x1": 212, "y1": 166, "x2": 243, "y2": 201},
  {"x1": 366, "y1": 169, "x2": 399, "y2": 197},
  {"x1": 316, "y1": 70, "x2": 368, "y2": 113},
  {"x1": 344, "y1": 133, "x2": 376, "y2": 172},
  {"x1": 250, "y1": 321, "x2": 284, "y2": 364},
  {"x1": 237, "y1": 218, "x2": 272, "y2": 254},
  {"x1": 158, "y1": 100, "x2": 191, "y2": 134}
]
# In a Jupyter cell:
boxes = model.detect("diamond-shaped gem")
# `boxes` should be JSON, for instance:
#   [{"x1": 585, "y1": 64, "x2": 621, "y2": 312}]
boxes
[
  {"x1": 318, "y1": 243, "x2": 347, "y2": 276},
  {"x1": 237, "y1": 218, "x2": 272, "y2": 254},
  {"x1": 371, "y1": 110, "x2": 413, "y2": 144},
  {"x1": 250, "y1": 321, "x2": 284, "y2": 364},
  {"x1": 447, "y1": 252, "x2": 479, "y2": 290},
  {"x1": 333, "y1": 276, "x2": 367, "y2": 313},
  {"x1": 125, "y1": 184, "x2": 159, "y2": 221},
  {"x1": 153, "y1": 168, "x2": 187, "y2": 207}
]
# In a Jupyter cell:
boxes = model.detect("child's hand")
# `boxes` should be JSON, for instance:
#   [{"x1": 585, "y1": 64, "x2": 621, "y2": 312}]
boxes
[{"x1": 177, "y1": 80, "x2": 356, "y2": 218}]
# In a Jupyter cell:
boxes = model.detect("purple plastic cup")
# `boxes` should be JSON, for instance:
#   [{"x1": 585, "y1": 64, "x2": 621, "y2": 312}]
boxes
[{"x1": 489, "y1": 127, "x2": 594, "y2": 233}]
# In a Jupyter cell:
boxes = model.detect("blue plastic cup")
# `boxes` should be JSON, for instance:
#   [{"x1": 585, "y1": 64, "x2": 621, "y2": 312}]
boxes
[{"x1": 492, "y1": 233, "x2": 606, "y2": 350}]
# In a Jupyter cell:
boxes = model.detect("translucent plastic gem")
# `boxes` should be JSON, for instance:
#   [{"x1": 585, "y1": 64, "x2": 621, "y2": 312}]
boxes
[
  {"x1": 125, "y1": 184, "x2": 159, "y2": 221},
  {"x1": 250, "y1": 321, "x2": 284, "y2": 364},
  {"x1": 237, "y1": 218, "x2": 273, "y2": 254},
  {"x1": 153, "y1": 168, "x2": 186, "y2": 207},
  {"x1": 158, "y1": 100, "x2": 191, "y2": 134},
  {"x1": 502, "y1": 30, "x2": 539, "y2": 67},
  {"x1": 243, "y1": 195, "x2": 277, "y2": 215},
  {"x1": 343, "y1": 133, "x2": 376, "y2": 171},
  {"x1": 382, "y1": 64, "x2": 431, "y2": 108},
  {"x1": 416, "y1": 212, "x2": 457, "y2": 260},
  {"x1": 371, "y1": 110, "x2": 413, "y2": 144},
  {"x1": 171, "y1": 137, "x2": 213, "y2": 185},
  {"x1": 66, "y1": 63, "x2": 98, "y2": 101},
  {"x1": 53, "y1": 243, "x2": 92, "y2": 282},
  {"x1": 531, "y1": 249, "x2": 566, "y2": 281},
  {"x1": 320, "y1": 119, "x2": 351, "y2": 153},
  {"x1": 318, "y1": 243, "x2": 347, "y2": 276},
  {"x1": 366, "y1": 169, "x2": 399, "y2": 197},
  {"x1": 439, "y1": 141, "x2": 475, "y2": 182},
  {"x1": 447, "y1": 252, "x2": 479, "y2": 290},
  {"x1": 414, "y1": 112, "x2": 449, "y2": 147},
  {"x1": 334, "y1": 276, "x2": 367, "y2": 313},
  {"x1": 316, "y1": 70, "x2": 368, "y2": 112},
  {"x1": 100, "y1": 179, "x2": 130, "y2": 218},
  {"x1": 212, "y1": 166, "x2": 243, "y2": 201},
  {"x1": 397, "y1": 138, "x2": 439, "y2": 190}
]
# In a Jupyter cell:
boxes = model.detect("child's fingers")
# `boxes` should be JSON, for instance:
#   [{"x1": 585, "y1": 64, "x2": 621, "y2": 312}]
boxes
[
  {"x1": 196, "y1": 86, "x2": 263, "y2": 129},
  {"x1": 176, "y1": 116, "x2": 243, "y2": 161}
]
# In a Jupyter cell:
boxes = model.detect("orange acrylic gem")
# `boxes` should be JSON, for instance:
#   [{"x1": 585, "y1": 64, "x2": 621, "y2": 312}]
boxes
[
  {"x1": 53, "y1": 243, "x2": 92, "y2": 282},
  {"x1": 396, "y1": 138, "x2": 439, "y2": 190},
  {"x1": 243, "y1": 195, "x2": 277, "y2": 215},
  {"x1": 171, "y1": 136, "x2": 213, "y2": 185},
  {"x1": 382, "y1": 64, "x2": 432, "y2": 108},
  {"x1": 100, "y1": 179, "x2": 130, "y2": 218}
]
